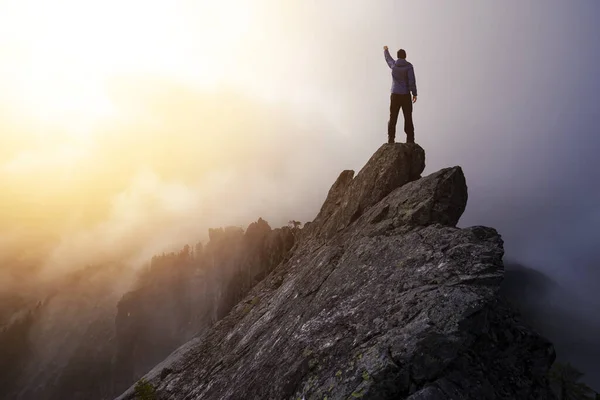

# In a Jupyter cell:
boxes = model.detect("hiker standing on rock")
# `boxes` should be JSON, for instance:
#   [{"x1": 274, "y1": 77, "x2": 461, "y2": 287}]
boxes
[{"x1": 384, "y1": 46, "x2": 418, "y2": 144}]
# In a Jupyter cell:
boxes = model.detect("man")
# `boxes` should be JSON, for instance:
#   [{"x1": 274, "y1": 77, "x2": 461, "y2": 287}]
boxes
[{"x1": 384, "y1": 46, "x2": 418, "y2": 144}]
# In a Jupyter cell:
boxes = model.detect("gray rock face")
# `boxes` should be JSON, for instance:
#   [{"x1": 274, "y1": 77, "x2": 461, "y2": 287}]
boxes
[
  {"x1": 309, "y1": 143, "x2": 425, "y2": 239},
  {"x1": 116, "y1": 144, "x2": 555, "y2": 400}
]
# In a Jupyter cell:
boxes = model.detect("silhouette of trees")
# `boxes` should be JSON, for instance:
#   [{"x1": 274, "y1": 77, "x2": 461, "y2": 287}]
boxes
[
  {"x1": 549, "y1": 362, "x2": 596, "y2": 400},
  {"x1": 0, "y1": 308, "x2": 35, "y2": 394},
  {"x1": 194, "y1": 241, "x2": 203, "y2": 258},
  {"x1": 288, "y1": 220, "x2": 302, "y2": 229}
]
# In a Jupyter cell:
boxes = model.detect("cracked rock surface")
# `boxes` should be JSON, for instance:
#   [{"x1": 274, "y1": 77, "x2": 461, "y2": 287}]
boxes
[{"x1": 116, "y1": 143, "x2": 555, "y2": 400}]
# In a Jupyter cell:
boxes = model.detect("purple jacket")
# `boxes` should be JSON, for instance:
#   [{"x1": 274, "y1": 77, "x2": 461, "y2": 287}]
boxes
[{"x1": 384, "y1": 49, "x2": 417, "y2": 96}]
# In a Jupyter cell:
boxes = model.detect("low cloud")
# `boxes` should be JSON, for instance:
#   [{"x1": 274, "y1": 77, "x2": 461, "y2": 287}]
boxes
[{"x1": 0, "y1": 79, "x2": 350, "y2": 291}]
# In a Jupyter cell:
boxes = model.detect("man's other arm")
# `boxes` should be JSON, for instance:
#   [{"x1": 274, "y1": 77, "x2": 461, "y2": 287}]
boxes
[
  {"x1": 384, "y1": 46, "x2": 395, "y2": 68},
  {"x1": 409, "y1": 66, "x2": 418, "y2": 100}
]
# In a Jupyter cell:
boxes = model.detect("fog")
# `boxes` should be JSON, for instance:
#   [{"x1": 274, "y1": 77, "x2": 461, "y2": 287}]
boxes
[
  {"x1": 1, "y1": 0, "x2": 599, "y2": 388},
  {"x1": 1, "y1": 85, "x2": 346, "y2": 283}
]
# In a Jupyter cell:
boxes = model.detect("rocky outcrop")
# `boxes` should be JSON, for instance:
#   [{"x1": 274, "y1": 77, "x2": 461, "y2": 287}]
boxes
[
  {"x1": 116, "y1": 144, "x2": 556, "y2": 400},
  {"x1": 309, "y1": 143, "x2": 425, "y2": 239}
]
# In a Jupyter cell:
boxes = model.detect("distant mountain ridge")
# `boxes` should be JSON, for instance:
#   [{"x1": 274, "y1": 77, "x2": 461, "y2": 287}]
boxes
[{"x1": 502, "y1": 262, "x2": 600, "y2": 391}]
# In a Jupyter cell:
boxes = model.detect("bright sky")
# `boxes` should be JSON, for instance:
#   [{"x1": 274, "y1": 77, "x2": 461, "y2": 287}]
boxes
[
  {"x1": 0, "y1": 0, "x2": 251, "y2": 128},
  {"x1": 0, "y1": 0, "x2": 269, "y2": 226}
]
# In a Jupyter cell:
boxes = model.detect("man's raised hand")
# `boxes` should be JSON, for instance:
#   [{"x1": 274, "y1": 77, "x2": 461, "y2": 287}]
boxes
[{"x1": 384, "y1": 46, "x2": 388, "y2": 51}]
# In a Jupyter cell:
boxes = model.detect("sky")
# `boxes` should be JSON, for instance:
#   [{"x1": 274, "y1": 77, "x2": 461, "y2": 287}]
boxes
[{"x1": 0, "y1": 0, "x2": 599, "y2": 372}]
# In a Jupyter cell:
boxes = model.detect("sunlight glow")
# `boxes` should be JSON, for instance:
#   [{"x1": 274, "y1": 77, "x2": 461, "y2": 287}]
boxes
[{"x1": 0, "y1": 0, "x2": 253, "y2": 136}]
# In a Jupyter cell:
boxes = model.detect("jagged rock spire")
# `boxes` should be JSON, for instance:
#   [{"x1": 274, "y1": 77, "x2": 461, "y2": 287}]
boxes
[{"x1": 309, "y1": 143, "x2": 426, "y2": 238}]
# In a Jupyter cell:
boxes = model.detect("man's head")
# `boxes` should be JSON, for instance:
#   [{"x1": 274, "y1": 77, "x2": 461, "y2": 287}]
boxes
[{"x1": 397, "y1": 49, "x2": 407, "y2": 59}]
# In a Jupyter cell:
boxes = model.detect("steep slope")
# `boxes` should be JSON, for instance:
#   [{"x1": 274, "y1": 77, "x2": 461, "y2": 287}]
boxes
[{"x1": 117, "y1": 144, "x2": 556, "y2": 400}]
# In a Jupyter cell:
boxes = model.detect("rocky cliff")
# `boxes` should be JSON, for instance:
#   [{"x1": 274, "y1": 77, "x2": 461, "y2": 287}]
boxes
[{"x1": 116, "y1": 143, "x2": 556, "y2": 400}]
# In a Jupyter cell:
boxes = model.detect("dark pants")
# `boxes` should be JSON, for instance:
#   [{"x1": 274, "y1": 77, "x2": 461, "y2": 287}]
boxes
[{"x1": 388, "y1": 93, "x2": 414, "y2": 142}]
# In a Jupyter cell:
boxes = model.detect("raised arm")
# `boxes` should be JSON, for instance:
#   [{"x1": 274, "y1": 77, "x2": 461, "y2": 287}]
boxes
[{"x1": 384, "y1": 46, "x2": 395, "y2": 68}]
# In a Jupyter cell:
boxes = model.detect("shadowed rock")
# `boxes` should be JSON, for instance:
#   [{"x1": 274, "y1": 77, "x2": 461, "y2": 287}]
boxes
[{"x1": 115, "y1": 144, "x2": 555, "y2": 400}]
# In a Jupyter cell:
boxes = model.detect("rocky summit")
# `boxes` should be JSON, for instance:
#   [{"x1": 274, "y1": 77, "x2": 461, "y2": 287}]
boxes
[{"x1": 116, "y1": 143, "x2": 556, "y2": 400}]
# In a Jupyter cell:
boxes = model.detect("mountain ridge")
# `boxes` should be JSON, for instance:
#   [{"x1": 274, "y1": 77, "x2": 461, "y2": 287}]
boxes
[{"x1": 116, "y1": 143, "x2": 556, "y2": 400}]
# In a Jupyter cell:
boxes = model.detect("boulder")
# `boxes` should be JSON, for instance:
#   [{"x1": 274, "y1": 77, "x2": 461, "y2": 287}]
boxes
[{"x1": 309, "y1": 143, "x2": 425, "y2": 238}]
